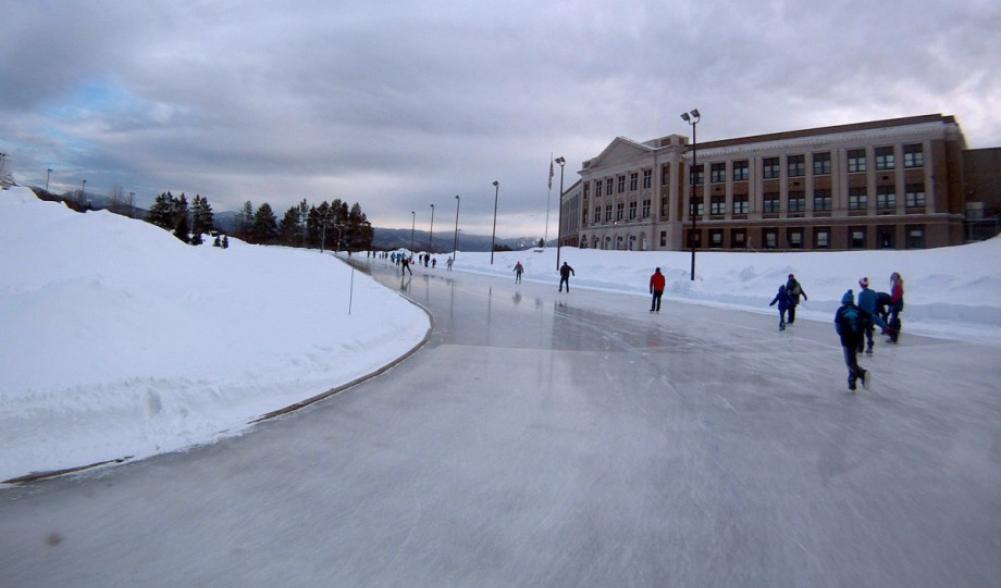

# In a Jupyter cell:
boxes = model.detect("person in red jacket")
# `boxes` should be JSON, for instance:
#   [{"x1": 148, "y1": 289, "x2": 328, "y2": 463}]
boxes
[
  {"x1": 649, "y1": 267, "x2": 666, "y2": 312},
  {"x1": 887, "y1": 272, "x2": 905, "y2": 343}
]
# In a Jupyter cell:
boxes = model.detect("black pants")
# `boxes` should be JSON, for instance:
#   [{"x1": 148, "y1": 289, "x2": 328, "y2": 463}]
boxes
[
  {"x1": 842, "y1": 345, "x2": 866, "y2": 389},
  {"x1": 559, "y1": 277, "x2": 570, "y2": 292},
  {"x1": 650, "y1": 290, "x2": 663, "y2": 311},
  {"x1": 787, "y1": 303, "x2": 797, "y2": 324}
]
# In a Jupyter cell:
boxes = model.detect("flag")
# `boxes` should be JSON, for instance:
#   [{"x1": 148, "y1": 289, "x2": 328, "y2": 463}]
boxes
[{"x1": 548, "y1": 158, "x2": 554, "y2": 190}]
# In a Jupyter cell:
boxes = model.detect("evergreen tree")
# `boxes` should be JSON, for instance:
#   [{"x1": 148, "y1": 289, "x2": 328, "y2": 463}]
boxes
[
  {"x1": 306, "y1": 205, "x2": 322, "y2": 247},
  {"x1": 191, "y1": 194, "x2": 215, "y2": 236},
  {"x1": 213, "y1": 235, "x2": 221, "y2": 247},
  {"x1": 145, "y1": 192, "x2": 175, "y2": 230},
  {"x1": 238, "y1": 201, "x2": 254, "y2": 240},
  {"x1": 298, "y1": 199, "x2": 309, "y2": 246},
  {"x1": 222, "y1": 235, "x2": 229, "y2": 248},
  {"x1": 252, "y1": 202, "x2": 279, "y2": 243},
  {"x1": 279, "y1": 205, "x2": 301, "y2": 245},
  {"x1": 173, "y1": 212, "x2": 191, "y2": 243},
  {"x1": 191, "y1": 231, "x2": 203, "y2": 246}
]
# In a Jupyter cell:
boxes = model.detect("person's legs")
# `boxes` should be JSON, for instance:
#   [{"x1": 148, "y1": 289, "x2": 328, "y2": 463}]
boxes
[
  {"x1": 865, "y1": 324, "x2": 874, "y2": 353},
  {"x1": 843, "y1": 345, "x2": 861, "y2": 389},
  {"x1": 779, "y1": 309, "x2": 787, "y2": 330},
  {"x1": 655, "y1": 291, "x2": 662, "y2": 311},
  {"x1": 788, "y1": 303, "x2": 796, "y2": 324}
]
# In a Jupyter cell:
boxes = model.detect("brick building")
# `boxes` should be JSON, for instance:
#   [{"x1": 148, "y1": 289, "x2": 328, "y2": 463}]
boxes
[{"x1": 563, "y1": 114, "x2": 993, "y2": 251}]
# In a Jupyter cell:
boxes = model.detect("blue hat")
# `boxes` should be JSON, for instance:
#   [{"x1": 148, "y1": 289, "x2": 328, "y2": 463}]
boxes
[{"x1": 841, "y1": 289, "x2": 854, "y2": 305}]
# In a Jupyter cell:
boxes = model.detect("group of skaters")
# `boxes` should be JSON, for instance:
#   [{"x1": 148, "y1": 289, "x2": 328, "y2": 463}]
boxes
[{"x1": 388, "y1": 251, "x2": 454, "y2": 276}]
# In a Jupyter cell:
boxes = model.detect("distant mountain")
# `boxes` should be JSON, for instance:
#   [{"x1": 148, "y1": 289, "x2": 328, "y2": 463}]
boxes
[{"x1": 372, "y1": 227, "x2": 542, "y2": 253}]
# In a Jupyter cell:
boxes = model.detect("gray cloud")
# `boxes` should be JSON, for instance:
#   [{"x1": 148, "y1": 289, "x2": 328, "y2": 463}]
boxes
[{"x1": 2, "y1": 0, "x2": 1000, "y2": 237}]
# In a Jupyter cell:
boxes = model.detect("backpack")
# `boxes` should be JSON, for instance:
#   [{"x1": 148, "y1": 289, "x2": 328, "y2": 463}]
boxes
[{"x1": 840, "y1": 306, "x2": 860, "y2": 335}]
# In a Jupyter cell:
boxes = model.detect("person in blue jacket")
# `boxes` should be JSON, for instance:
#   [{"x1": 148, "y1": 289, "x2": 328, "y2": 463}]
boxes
[
  {"x1": 769, "y1": 284, "x2": 792, "y2": 331},
  {"x1": 835, "y1": 289, "x2": 868, "y2": 391},
  {"x1": 856, "y1": 277, "x2": 888, "y2": 355}
]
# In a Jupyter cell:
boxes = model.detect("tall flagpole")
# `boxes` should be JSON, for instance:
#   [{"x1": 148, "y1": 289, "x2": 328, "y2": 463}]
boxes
[{"x1": 543, "y1": 152, "x2": 553, "y2": 246}]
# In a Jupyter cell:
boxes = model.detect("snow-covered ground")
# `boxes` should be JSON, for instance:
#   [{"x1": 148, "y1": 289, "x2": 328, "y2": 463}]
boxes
[
  {"x1": 396, "y1": 237, "x2": 1001, "y2": 344},
  {"x1": 0, "y1": 187, "x2": 429, "y2": 482}
]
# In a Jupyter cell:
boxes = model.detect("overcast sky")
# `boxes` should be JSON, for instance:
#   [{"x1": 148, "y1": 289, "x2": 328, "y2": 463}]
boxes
[{"x1": 2, "y1": 0, "x2": 999, "y2": 237}]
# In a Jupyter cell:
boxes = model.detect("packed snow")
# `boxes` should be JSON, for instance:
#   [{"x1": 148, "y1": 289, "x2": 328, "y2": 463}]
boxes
[
  {"x1": 0, "y1": 187, "x2": 429, "y2": 482},
  {"x1": 393, "y1": 238, "x2": 1001, "y2": 344}
]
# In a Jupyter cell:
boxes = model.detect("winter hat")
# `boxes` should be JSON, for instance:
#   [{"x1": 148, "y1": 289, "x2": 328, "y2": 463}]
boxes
[
  {"x1": 859, "y1": 277, "x2": 869, "y2": 288},
  {"x1": 841, "y1": 289, "x2": 854, "y2": 305}
]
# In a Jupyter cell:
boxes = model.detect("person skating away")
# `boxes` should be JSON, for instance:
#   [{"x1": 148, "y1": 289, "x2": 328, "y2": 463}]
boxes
[
  {"x1": 558, "y1": 262, "x2": 575, "y2": 292},
  {"x1": 446, "y1": 257, "x2": 453, "y2": 271},
  {"x1": 856, "y1": 277, "x2": 888, "y2": 355},
  {"x1": 401, "y1": 255, "x2": 413, "y2": 276},
  {"x1": 835, "y1": 289, "x2": 868, "y2": 392},
  {"x1": 514, "y1": 261, "x2": 525, "y2": 284},
  {"x1": 769, "y1": 284, "x2": 792, "y2": 330},
  {"x1": 785, "y1": 273, "x2": 808, "y2": 325},
  {"x1": 649, "y1": 267, "x2": 666, "y2": 312},
  {"x1": 887, "y1": 272, "x2": 905, "y2": 343},
  {"x1": 432, "y1": 257, "x2": 437, "y2": 269}
]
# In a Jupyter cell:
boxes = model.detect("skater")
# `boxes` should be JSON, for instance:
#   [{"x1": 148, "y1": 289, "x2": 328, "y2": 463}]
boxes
[
  {"x1": 423, "y1": 254, "x2": 429, "y2": 268},
  {"x1": 432, "y1": 257, "x2": 437, "y2": 269},
  {"x1": 514, "y1": 261, "x2": 524, "y2": 284},
  {"x1": 785, "y1": 273, "x2": 808, "y2": 324},
  {"x1": 887, "y1": 272, "x2": 905, "y2": 343},
  {"x1": 769, "y1": 284, "x2": 791, "y2": 330},
  {"x1": 558, "y1": 262, "x2": 575, "y2": 292},
  {"x1": 835, "y1": 290, "x2": 868, "y2": 392},
  {"x1": 446, "y1": 257, "x2": 453, "y2": 271},
  {"x1": 649, "y1": 267, "x2": 666, "y2": 312},
  {"x1": 401, "y1": 255, "x2": 413, "y2": 276},
  {"x1": 856, "y1": 277, "x2": 888, "y2": 355}
]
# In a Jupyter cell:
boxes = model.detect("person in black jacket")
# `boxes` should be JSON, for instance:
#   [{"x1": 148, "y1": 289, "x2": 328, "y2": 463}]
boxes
[
  {"x1": 785, "y1": 273, "x2": 808, "y2": 325},
  {"x1": 558, "y1": 262, "x2": 575, "y2": 292},
  {"x1": 834, "y1": 289, "x2": 868, "y2": 392}
]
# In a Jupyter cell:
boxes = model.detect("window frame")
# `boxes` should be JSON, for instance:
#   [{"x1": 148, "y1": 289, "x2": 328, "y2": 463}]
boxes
[{"x1": 847, "y1": 149, "x2": 867, "y2": 173}]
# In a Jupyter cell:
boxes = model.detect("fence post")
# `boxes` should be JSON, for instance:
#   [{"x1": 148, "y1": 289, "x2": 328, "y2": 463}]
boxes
[{"x1": 348, "y1": 267, "x2": 355, "y2": 315}]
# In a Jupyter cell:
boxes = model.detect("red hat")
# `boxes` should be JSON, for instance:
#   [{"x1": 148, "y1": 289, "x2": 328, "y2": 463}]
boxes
[{"x1": 859, "y1": 277, "x2": 869, "y2": 288}]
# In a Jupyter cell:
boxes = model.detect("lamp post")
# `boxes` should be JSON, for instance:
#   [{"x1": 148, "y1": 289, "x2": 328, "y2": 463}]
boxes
[
  {"x1": 554, "y1": 156, "x2": 566, "y2": 271},
  {"x1": 428, "y1": 203, "x2": 435, "y2": 253},
  {"x1": 681, "y1": 109, "x2": 700, "y2": 281},
  {"x1": 410, "y1": 210, "x2": 415, "y2": 251},
  {"x1": 46, "y1": 168, "x2": 52, "y2": 192},
  {"x1": 452, "y1": 194, "x2": 460, "y2": 263},
  {"x1": 490, "y1": 180, "x2": 500, "y2": 264},
  {"x1": 80, "y1": 179, "x2": 87, "y2": 208}
]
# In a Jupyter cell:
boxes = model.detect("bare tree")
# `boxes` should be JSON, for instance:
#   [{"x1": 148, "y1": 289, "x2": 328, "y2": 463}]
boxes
[{"x1": 109, "y1": 184, "x2": 126, "y2": 214}]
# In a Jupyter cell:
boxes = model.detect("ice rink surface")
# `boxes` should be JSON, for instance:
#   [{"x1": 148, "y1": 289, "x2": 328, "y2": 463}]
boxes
[{"x1": 2, "y1": 259, "x2": 1000, "y2": 587}]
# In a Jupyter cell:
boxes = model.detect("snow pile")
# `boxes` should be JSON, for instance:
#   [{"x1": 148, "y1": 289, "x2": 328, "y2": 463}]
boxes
[
  {"x1": 437, "y1": 240, "x2": 1001, "y2": 342},
  {"x1": 0, "y1": 187, "x2": 429, "y2": 482}
]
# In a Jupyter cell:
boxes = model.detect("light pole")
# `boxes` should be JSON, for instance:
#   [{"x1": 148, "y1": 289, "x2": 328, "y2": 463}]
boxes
[
  {"x1": 428, "y1": 203, "x2": 435, "y2": 253},
  {"x1": 490, "y1": 180, "x2": 500, "y2": 264},
  {"x1": 80, "y1": 179, "x2": 87, "y2": 208},
  {"x1": 46, "y1": 168, "x2": 52, "y2": 192},
  {"x1": 128, "y1": 191, "x2": 135, "y2": 218},
  {"x1": 410, "y1": 210, "x2": 416, "y2": 251},
  {"x1": 681, "y1": 109, "x2": 701, "y2": 281},
  {"x1": 554, "y1": 156, "x2": 566, "y2": 270},
  {"x1": 452, "y1": 195, "x2": 460, "y2": 263}
]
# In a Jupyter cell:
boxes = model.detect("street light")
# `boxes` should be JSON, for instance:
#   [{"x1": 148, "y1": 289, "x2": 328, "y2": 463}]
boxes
[
  {"x1": 681, "y1": 108, "x2": 700, "y2": 281},
  {"x1": 428, "y1": 203, "x2": 435, "y2": 253},
  {"x1": 490, "y1": 180, "x2": 500, "y2": 264},
  {"x1": 410, "y1": 210, "x2": 416, "y2": 251},
  {"x1": 452, "y1": 195, "x2": 460, "y2": 263},
  {"x1": 554, "y1": 156, "x2": 566, "y2": 270},
  {"x1": 46, "y1": 168, "x2": 52, "y2": 192},
  {"x1": 80, "y1": 179, "x2": 87, "y2": 208}
]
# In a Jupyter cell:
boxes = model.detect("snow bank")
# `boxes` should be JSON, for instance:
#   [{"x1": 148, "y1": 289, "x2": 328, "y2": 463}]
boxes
[
  {"x1": 0, "y1": 187, "x2": 429, "y2": 482},
  {"x1": 432, "y1": 239, "x2": 1001, "y2": 343}
]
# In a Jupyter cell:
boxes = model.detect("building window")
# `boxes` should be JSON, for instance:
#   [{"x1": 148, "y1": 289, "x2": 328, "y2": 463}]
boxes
[
  {"x1": 660, "y1": 231, "x2": 667, "y2": 247},
  {"x1": 689, "y1": 199, "x2": 704, "y2": 217},
  {"x1": 763, "y1": 192, "x2": 780, "y2": 214},
  {"x1": 605, "y1": 204, "x2": 612, "y2": 222},
  {"x1": 904, "y1": 144, "x2": 924, "y2": 168},
  {"x1": 788, "y1": 228, "x2": 804, "y2": 249},
  {"x1": 815, "y1": 227, "x2": 831, "y2": 249},
  {"x1": 580, "y1": 236, "x2": 588, "y2": 248},
  {"x1": 813, "y1": 189, "x2": 832, "y2": 211},
  {"x1": 583, "y1": 182, "x2": 590, "y2": 198},
  {"x1": 732, "y1": 228, "x2": 747, "y2": 248},
  {"x1": 643, "y1": 169, "x2": 652, "y2": 189},
  {"x1": 763, "y1": 228, "x2": 778, "y2": 249},
  {"x1": 642, "y1": 199, "x2": 651, "y2": 218},
  {"x1": 733, "y1": 160, "x2": 749, "y2": 181},
  {"x1": 628, "y1": 201, "x2": 637, "y2": 220},
  {"x1": 687, "y1": 230, "x2": 702, "y2": 248},
  {"x1": 616, "y1": 202, "x2": 624, "y2": 221},
  {"x1": 876, "y1": 186, "x2": 896, "y2": 212},
  {"x1": 593, "y1": 207, "x2": 600, "y2": 223},
  {"x1": 710, "y1": 196, "x2": 725, "y2": 215},
  {"x1": 813, "y1": 152, "x2": 832, "y2": 175},
  {"x1": 875, "y1": 146, "x2": 895, "y2": 170},
  {"x1": 788, "y1": 191, "x2": 806, "y2": 213},
  {"x1": 629, "y1": 172, "x2": 638, "y2": 191},
  {"x1": 606, "y1": 178, "x2": 613, "y2": 195},
  {"x1": 617, "y1": 175, "x2": 626, "y2": 193},
  {"x1": 595, "y1": 180, "x2": 602, "y2": 197},
  {"x1": 787, "y1": 155, "x2": 805, "y2": 177},
  {"x1": 877, "y1": 226, "x2": 895, "y2": 249},
  {"x1": 906, "y1": 225, "x2": 925, "y2": 248},
  {"x1": 763, "y1": 157, "x2": 780, "y2": 179},
  {"x1": 848, "y1": 187, "x2": 868, "y2": 211},
  {"x1": 689, "y1": 164, "x2": 704, "y2": 186},
  {"x1": 850, "y1": 227, "x2": 866, "y2": 249},
  {"x1": 661, "y1": 164, "x2": 670, "y2": 185},
  {"x1": 710, "y1": 163, "x2": 726, "y2": 183},
  {"x1": 905, "y1": 183, "x2": 926, "y2": 207},
  {"x1": 848, "y1": 149, "x2": 867, "y2": 173},
  {"x1": 660, "y1": 196, "x2": 669, "y2": 218},
  {"x1": 733, "y1": 196, "x2": 749, "y2": 215},
  {"x1": 710, "y1": 229, "x2": 723, "y2": 248}
]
